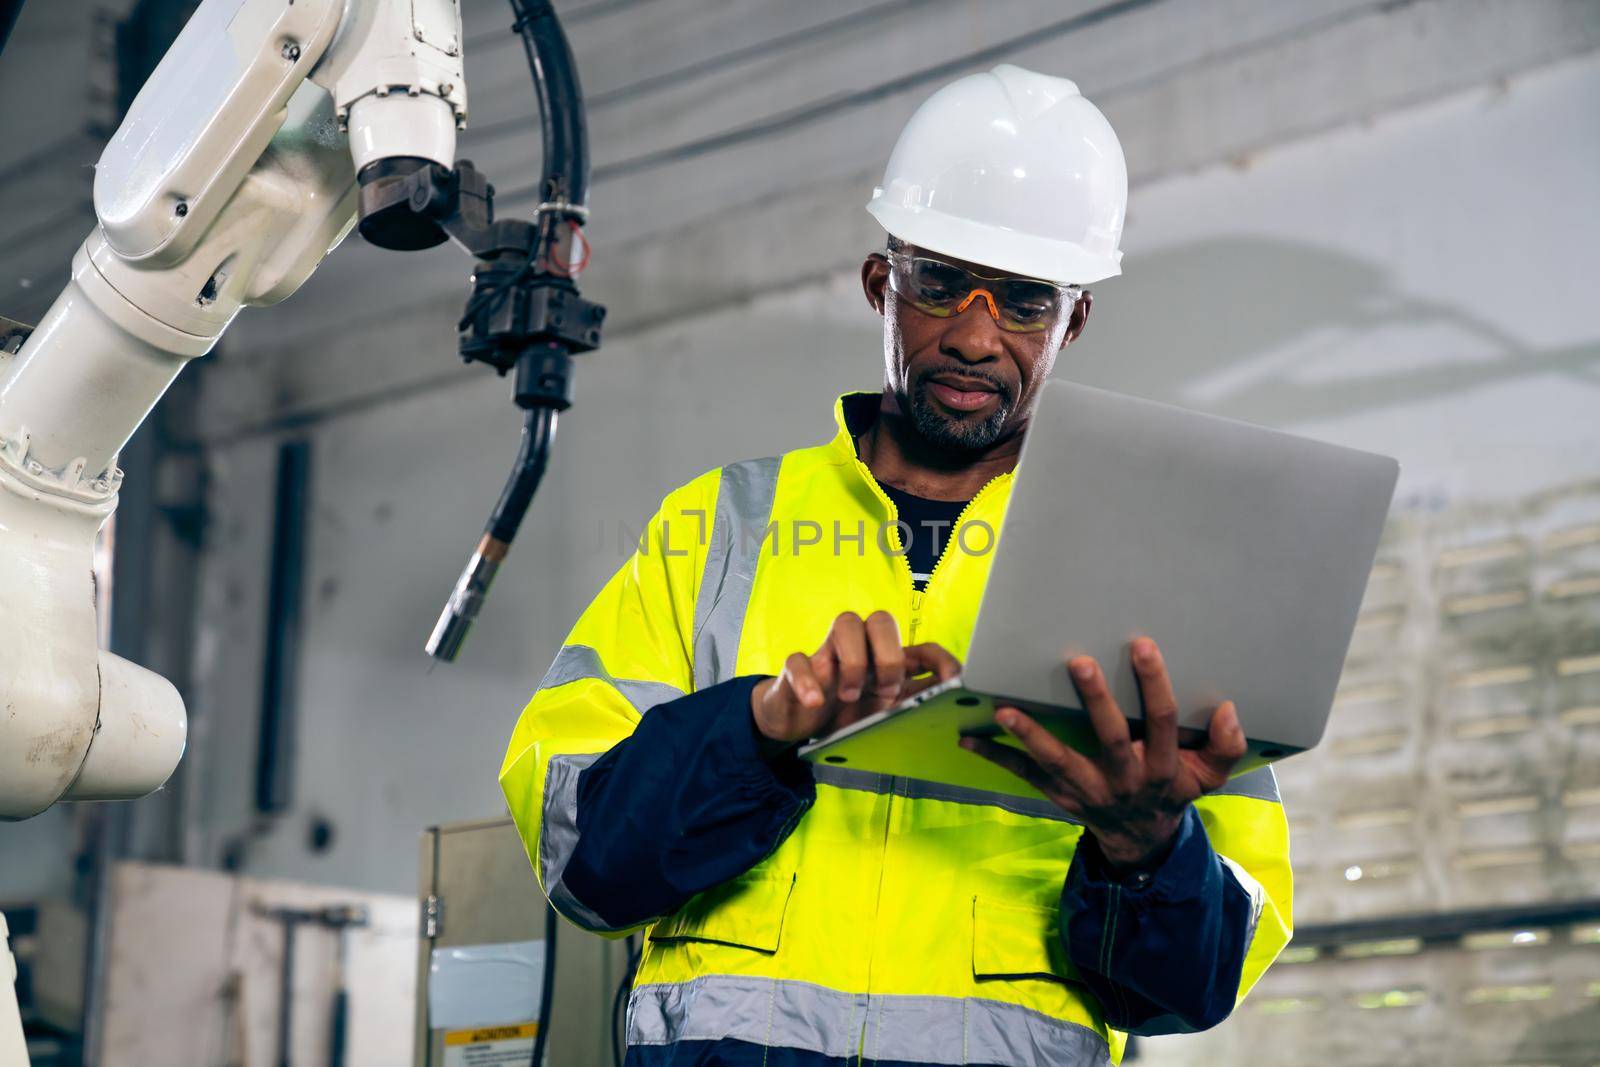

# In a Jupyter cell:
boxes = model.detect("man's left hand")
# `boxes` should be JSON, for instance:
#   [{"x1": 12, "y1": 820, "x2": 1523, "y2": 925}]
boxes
[{"x1": 961, "y1": 636, "x2": 1247, "y2": 870}]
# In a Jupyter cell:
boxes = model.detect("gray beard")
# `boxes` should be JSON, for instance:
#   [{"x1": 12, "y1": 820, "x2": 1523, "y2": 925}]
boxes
[{"x1": 908, "y1": 377, "x2": 1012, "y2": 453}]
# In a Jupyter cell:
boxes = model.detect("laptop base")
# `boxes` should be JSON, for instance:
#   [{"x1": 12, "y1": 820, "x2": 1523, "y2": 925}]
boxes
[{"x1": 798, "y1": 677, "x2": 1295, "y2": 802}]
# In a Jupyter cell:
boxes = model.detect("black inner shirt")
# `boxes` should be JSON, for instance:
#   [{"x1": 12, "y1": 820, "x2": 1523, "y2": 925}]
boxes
[
  {"x1": 879, "y1": 483, "x2": 969, "y2": 590},
  {"x1": 843, "y1": 392, "x2": 973, "y2": 591}
]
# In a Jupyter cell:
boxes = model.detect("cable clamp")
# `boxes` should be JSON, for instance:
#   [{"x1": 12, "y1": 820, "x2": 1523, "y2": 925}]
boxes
[{"x1": 534, "y1": 199, "x2": 590, "y2": 222}]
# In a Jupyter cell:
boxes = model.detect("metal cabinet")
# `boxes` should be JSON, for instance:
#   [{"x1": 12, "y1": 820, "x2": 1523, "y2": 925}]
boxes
[{"x1": 414, "y1": 817, "x2": 630, "y2": 1067}]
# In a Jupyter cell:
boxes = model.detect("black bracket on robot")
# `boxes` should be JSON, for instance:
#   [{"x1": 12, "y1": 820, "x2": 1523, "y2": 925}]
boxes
[
  {"x1": 0, "y1": 313, "x2": 34, "y2": 355},
  {"x1": 354, "y1": 156, "x2": 607, "y2": 414}
]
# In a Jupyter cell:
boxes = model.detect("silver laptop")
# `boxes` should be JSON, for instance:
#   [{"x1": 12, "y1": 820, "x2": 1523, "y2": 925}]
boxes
[{"x1": 799, "y1": 379, "x2": 1399, "y2": 797}]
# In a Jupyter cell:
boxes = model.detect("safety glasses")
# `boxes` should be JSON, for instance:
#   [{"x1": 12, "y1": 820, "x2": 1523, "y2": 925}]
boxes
[{"x1": 886, "y1": 252, "x2": 1083, "y2": 334}]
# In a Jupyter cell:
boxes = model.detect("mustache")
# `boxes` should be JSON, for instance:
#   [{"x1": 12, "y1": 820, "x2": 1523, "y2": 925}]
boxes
[{"x1": 913, "y1": 365, "x2": 1014, "y2": 404}]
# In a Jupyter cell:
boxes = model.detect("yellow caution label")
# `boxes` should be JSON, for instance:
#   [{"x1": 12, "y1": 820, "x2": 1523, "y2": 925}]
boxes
[{"x1": 444, "y1": 1022, "x2": 540, "y2": 1046}]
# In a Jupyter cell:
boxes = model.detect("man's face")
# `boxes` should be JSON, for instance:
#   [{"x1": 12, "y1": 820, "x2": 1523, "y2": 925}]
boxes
[{"x1": 861, "y1": 243, "x2": 1091, "y2": 455}]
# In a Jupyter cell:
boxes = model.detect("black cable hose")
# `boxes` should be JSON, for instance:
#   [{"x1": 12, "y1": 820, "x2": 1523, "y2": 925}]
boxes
[
  {"x1": 0, "y1": 0, "x2": 26, "y2": 60},
  {"x1": 509, "y1": 0, "x2": 591, "y2": 208},
  {"x1": 487, "y1": 405, "x2": 557, "y2": 544},
  {"x1": 530, "y1": 901, "x2": 558, "y2": 1066},
  {"x1": 611, "y1": 935, "x2": 640, "y2": 1066}
]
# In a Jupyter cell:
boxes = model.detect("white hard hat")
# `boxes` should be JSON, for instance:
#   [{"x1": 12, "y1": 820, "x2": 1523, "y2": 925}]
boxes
[{"x1": 867, "y1": 64, "x2": 1127, "y2": 284}]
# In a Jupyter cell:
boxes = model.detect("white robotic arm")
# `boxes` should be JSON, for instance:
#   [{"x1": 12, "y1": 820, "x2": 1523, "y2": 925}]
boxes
[
  {"x1": 0, "y1": 0, "x2": 466, "y2": 823},
  {"x1": 2, "y1": 2, "x2": 609, "y2": 1059}
]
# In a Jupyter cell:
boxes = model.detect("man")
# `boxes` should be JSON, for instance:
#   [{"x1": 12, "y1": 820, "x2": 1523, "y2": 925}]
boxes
[{"x1": 501, "y1": 65, "x2": 1291, "y2": 1066}]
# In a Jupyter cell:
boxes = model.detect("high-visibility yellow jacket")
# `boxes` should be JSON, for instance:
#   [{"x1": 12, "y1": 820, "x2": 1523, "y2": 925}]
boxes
[{"x1": 502, "y1": 393, "x2": 1293, "y2": 1066}]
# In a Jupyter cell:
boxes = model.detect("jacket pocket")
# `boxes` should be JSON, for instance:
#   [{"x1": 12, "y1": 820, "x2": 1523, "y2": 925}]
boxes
[
  {"x1": 649, "y1": 872, "x2": 796, "y2": 954},
  {"x1": 972, "y1": 896, "x2": 1082, "y2": 984}
]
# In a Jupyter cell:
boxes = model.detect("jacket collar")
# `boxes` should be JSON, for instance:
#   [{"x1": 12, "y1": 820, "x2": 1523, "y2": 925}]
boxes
[
  {"x1": 826, "y1": 391, "x2": 1016, "y2": 499},
  {"x1": 828, "y1": 392, "x2": 883, "y2": 463}
]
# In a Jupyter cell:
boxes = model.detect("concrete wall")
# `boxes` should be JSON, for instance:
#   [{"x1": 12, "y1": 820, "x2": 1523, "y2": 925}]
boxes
[{"x1": 0, "y1": 0, "x2": 110, "y2": 329}]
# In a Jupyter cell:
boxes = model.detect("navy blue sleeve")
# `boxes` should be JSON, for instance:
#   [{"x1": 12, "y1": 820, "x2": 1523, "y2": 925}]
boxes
[
  {"x1": 559, "y1": 675, "x2": 815, "y2": 929},
  {"x1": 1061, "y1": 808, "x2": 1257, "y2": 1035}
]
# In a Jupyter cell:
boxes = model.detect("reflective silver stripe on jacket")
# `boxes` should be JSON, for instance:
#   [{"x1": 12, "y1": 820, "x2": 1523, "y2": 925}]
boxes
[
  {"x1": 692, "y1": 456, "x2": 782, "y2": 690},
  {"x1": 1218, "y1": 852, "x2": 1267, "y2": 955},
  {"x1": 538, "y1": 643, "x2": 686, "y2": 715},
  {"x1": 535, "y1": 644, "x2": 686, "y2": 933},
  {"x1": 538, "y1": 752, "x2": 622, "y2": 931},
  {"x1": 812, "y1": 759, "x2": 1279, "y2": 819},
  {"x1": 812, "y1": 764, "x2": 1083, "y2": 824},
  {"x1": 1203, "y1": 765, "x2": 1275, "y2": 962},
  {"x1": 627, "y1": 975, "x2": 1111, "y2": 1067},
  {"x1": 1213, "y1": 766, "x2": 1280, "y2": 803}
]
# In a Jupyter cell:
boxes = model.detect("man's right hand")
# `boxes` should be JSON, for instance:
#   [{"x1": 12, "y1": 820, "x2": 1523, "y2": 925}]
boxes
[{"x1": 751, "y1": 610, "x2": 961, "y2": 749}]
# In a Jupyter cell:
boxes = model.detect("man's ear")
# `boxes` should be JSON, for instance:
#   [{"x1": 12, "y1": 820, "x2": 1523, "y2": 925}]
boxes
[
  {"x1": 862, "y1": 253, "x2": 890, "y2": 316},
  {"x1": 1061, "y1": 289, "x2": 1093, "y2": 348}
]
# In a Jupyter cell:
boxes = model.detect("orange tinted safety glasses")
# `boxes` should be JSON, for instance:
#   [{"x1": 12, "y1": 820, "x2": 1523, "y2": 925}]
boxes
[{"x1": 887, "y1": 251, "x2": 1082, "y2": 333}]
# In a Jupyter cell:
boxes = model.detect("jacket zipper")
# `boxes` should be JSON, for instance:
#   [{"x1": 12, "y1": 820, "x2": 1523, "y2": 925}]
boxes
[
  {"x1": 917, "y1": 472, "x2": 1008, "y2": 624},
  {"x1": 850, "y1": 455, "x2": 920, "y2": 633},
  {"x1": 851, "y1": 456, "x2": 1009, "y2": 644}
]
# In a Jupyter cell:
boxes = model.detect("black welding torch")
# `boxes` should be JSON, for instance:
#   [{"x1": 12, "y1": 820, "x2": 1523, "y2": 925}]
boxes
[{"x1": 416, "y1": 0, "x2": 602, "y2": 663}]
